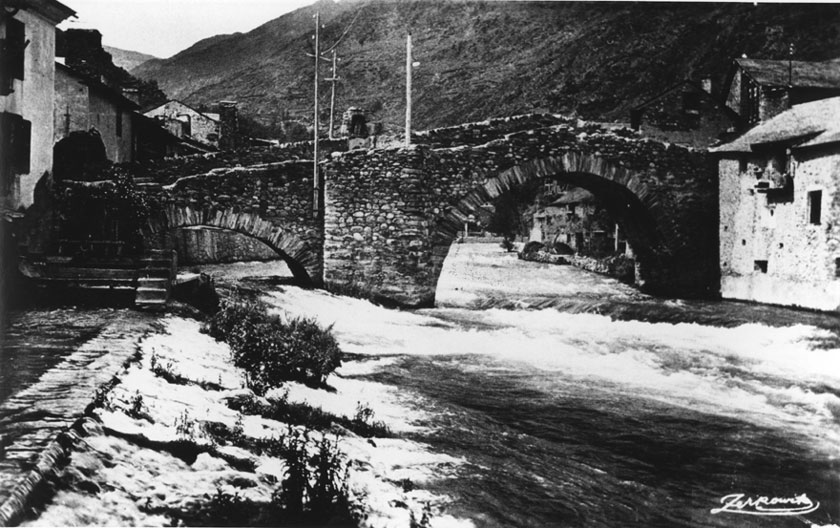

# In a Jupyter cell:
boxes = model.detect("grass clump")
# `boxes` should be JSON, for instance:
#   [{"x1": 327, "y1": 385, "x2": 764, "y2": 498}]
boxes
[
  {"x1": 205, "y1": 298, "x2": 342, "y2": 394},
  {"x1": 231, "y1": 391, "x2": 392, "y2": 439}
]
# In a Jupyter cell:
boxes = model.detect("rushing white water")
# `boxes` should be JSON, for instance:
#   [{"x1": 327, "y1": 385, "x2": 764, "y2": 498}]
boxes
[{"x1": 211, "y1": 242, "x2": 840, "y2": 527}]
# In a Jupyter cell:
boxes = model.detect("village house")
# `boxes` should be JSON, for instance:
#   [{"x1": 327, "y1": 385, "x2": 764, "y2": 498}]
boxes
[
  {"x1": 1, "y1": 0, "x2": 75, "y2": 318},
  {"x1": 630, "y1": 79, "x2": 739, "y2": 148},
  {"x1": 529, "y1": 188, "x2": 631, "y2": 258},
  {"x1": 54, "y1": 61, "x2": 139, "y2": 164},
  {"x1": 723, "y1": 58, "x2": 840, "y2": 128},
  {"x1": 144, "y1": 100, "x2": 226, "y2": 149},
  {"x1": 1, "y1": 0, "x2": 75, "y2": 210},
  {"x1": 713, "y1": 96, "x2": 840, "y2": 312}
]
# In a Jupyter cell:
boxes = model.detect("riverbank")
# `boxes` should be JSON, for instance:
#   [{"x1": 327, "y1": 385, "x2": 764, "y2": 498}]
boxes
[
  {"x1": 18, "y1": 311, "x2": 472, "y2": 527},
  {"x1": 0, "y1": 309, "x2": 158, "y2": 525}
]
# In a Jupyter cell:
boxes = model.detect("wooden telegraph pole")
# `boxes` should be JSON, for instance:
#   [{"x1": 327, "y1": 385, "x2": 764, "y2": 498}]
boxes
[
  {"x1": 326, "y1": 49, "x2": 339, "y2": 140},
  {"x1": 405, "y1": 33, "x2": 412, "y2": 148},
  {"x1": 312, "y1": 12, "x2": 321, "y2": 217}
]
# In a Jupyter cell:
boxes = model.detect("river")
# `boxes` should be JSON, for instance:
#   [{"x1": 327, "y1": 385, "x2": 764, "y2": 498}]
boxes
[{"x1": 216, "y1": 240, "x2": 840, "y2": 528}]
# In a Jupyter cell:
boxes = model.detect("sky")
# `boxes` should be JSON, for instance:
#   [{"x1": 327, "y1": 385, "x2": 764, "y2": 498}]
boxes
[{"x1": 58, "y1": 0, "x2": 318, "y2": 58}]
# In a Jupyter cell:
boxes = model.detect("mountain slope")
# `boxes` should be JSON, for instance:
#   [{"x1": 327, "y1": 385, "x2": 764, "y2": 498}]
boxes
[
  {"x1": 104, "y1": 45, "x2": 158, "y2": 71},
  {"x1": 132, "y1": 1, "x2": 840, "y2": 133}
]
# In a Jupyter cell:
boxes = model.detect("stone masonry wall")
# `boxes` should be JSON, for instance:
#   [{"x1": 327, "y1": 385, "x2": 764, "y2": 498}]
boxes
[
  {"x1": 172, "y1": 227, "x2": 277, "y2": 265},
  {"x1": 140, "y1": 140, "x2": 348, "y2": 185},
  {"x1": 324, "y1": 120, "x2": 717, "y2": 306},
  {"x1": 146, "y1": 160, "x2": 322, "y2": 282},
  {"x1": 413, "y1": 113, "x2": 574, "y2": 147}
]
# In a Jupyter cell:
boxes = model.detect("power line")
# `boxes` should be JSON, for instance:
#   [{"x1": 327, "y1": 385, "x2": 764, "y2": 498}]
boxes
[{"x1": 321, "y1": 7, "x2": 363, "y2": 54}]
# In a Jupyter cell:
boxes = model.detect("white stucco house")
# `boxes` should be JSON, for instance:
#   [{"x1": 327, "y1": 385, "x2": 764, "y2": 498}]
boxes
[{"x1": 713, "y1": 96, "x2": 840, "y2": 312}]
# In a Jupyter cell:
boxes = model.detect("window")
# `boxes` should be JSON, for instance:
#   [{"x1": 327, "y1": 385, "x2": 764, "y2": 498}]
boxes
[
  {"x1": 682, "y1": 91, "x2": 701, "y2": 114},
  {"x1": 809, "y1": 190, "x2": 822, "y2": 225},
  {"x1": 116, "y1": 111, "x2": 122, "y2": 138},
  {"x1": 0, "y1": 112, "x2": 32, "y2": 195},
  {"x1": 835, "y1": 258, "x2": 840, "y2": 278},
  {"x1": 0, "y1": 17, "x2": 27, "y2": 95},
  {"x1": 754, "y1": 260, "x2": 768, "y2": 273},
  {"x1": 630, "y1": 109, "x2": 643, "y2": 130},
  {"x1": 742, "y1": 78, "x2": 760, "y2": 125}
]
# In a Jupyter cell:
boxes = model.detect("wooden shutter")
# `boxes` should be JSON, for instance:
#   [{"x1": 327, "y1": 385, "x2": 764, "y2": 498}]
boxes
[
  {"x1": 0, "y1": 17, "x2": 26, "y2": 96},
  {"x1": 0, "y1": 112, "x2": 17, "y2": 194},
  {"x1": 15, "y1": 117, "x2": 31, "y2": 174},
  {"x1": 7, "y1": 17, "x2": 25, "y2": 81},
  {"x1": 0, "y1": 112, "x2": 31, "y2": 195}
]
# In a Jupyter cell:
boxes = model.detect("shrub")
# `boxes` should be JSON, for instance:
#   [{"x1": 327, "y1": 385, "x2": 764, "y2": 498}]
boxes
[
  {"x1": 206, "y1": 298, "x2": 342, "y2": 393},
  {"x1": 269, "y1": 427, "x2": 349, "y2": 524},
  {"x1": 55, "y1": 167, "x2": 158, "y2": 254},
  {"x1": 201, "y1": 487, "x2": 250, "y2": 527}
]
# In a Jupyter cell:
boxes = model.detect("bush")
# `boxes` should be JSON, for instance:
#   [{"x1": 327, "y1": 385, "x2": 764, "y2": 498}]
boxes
[
  {"x1": 206, "y1": 298, "x2": 342, "y2": 392},
  {"x1": 268, "y1": 428, "x2": 349, "y2": 524},
  {"x1": 55, "y1": 166, "x2": 158, "y2": 254}
]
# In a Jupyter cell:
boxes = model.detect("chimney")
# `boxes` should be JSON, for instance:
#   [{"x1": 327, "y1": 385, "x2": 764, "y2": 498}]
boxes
[{"x1": 218, "y1": 100, "x2": 239, "y2": 150}]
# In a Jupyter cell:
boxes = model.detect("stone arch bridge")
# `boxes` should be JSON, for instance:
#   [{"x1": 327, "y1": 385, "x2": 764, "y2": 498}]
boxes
[{"x1": 144, "y1": 116, "x2": 718, "y2": 307}]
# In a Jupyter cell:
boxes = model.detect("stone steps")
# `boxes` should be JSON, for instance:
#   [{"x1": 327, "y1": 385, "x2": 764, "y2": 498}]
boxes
[{"x1": 134, "y1": 250, "x2": 176, "y2": 309}]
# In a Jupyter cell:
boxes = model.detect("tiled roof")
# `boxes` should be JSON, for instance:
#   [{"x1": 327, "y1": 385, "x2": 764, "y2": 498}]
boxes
[
  {"x1": 736, "y1": 58, "x2": 840, "y2": 89},
  {"x1": 712, "y1": 96, "x2": 840, "y2": 152}
]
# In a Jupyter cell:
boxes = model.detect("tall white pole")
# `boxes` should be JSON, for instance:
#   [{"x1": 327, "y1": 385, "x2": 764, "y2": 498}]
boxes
[
  {"x1": 328, "y1": 49, "x2": 337, "y2": 140},
  {"x1": 313, "y1": 12, "x2": 320, "y2": 216},
  {"x1": 405, "y1": 33, "x2": 412, "y2": 148}
]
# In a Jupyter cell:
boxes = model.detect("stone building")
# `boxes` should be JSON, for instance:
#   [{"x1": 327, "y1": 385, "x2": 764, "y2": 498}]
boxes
[
  {"x1": 529, "y1": 188, "x2": 630, "y2": 257},
  {"x1": 54, "y1": 62, "x2": 138, "y2": 163},
  {"x1": 1, "y1": 0, "x2": 74, "y2": 210},
  {"x1": 630, "y1": 79, "x2": 738, "y2": 149},
  {"x1": 723, "y1": 58, "x2": 840, "y2": 128},
  {"x1": 145, "y1": 100, "x2": 240, "y2": 150},
  {"x1": 1, "y1": 0, "x2": 74, "y2": 323},
  {"x1": 713, "y1": 96, "x2": 840, "y2": 312}
]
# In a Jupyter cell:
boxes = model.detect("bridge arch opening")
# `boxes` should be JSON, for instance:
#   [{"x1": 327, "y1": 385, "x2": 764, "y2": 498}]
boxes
[
  {"x1": 143, "y1": 206, "x2": 321, "y2": 286},
  {"x1": 434, "y1": 155, "x2": 674, "y2": 295},
  {"x1": 172, "y1": 225, "x2": 295, "y2": 274}
]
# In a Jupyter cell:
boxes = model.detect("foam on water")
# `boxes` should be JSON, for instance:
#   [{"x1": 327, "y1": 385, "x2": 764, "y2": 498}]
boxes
[
  {"x1": 206, "y1": 246, "x2": 840, "y2": 525},
  {"x1": 248, "y1": 241, "x2": 840, "y2": 459}
]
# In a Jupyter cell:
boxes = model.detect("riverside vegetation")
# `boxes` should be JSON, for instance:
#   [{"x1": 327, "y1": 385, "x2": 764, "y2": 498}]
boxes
[{"x1": 25, "y1": 295, "x2": 407, "y2": 527}]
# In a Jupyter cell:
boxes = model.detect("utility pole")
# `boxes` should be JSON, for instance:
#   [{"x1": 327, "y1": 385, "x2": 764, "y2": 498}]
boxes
[
  {"x1": 312, "y1": 12, "x2": 320, "y2": 217},
  {"x1": 405, "y1": 33, "x2": 412, "y2": 148},
  {"x1": 788, "y1": 43, "x2": 795, "y2": 89},
  {"x1": 326, "y1": 49, "x2": 339, "y2": 140}
]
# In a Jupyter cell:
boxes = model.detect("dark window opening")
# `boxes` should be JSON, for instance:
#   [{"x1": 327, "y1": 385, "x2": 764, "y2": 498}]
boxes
[
  {"x1": 772, "y1": 150, "x2": 791, "y2": 175},
  {"x1": 630, "y1": 109, "x2": 643, "y2": 130},
  {"x1": 835, "y1": 258, "x2": 840, "y2": 278},
  {"x1": 682, "y1": 91, "x2": 701, "y2": 114},
  {"x1": 741, "y1": 78, "x2": 761, "y2": 125},
  {"x1": 116, "y1": 111, "x2": 122, "y2": 138},
  {"x1": 809, "y1": 190, "x2": 822, "y2": 225},
  {"x1": 739, "y1": 158, "x2": 748, "y2": 173},
  {"x1": 0, "y1": 17, "x2": 27, "y2": 96},
  {"x1": 754, "y1": 260, "x2": 768, "y2": 273},
  {"x1": 0, "y1": 111, "x2": 31, "y2": 195}
]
